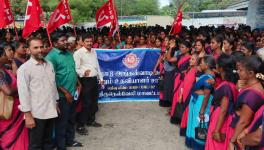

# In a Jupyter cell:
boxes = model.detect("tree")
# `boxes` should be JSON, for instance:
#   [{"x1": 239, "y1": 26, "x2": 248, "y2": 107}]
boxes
[
  {"x1": 161, "y1": 0, "x2": 237, "y2": 16},
  {"x1": 10, "y1": 0, "x2": 238, "y2": 23},
  {"x1": 41, "y1": 0, "x2": 160, "y2": 23},
  {"x1": 69, "y1": 0, "x2": 104, "y2": 23},
  {"x1": 131, "y1": 0, "x2": 160, "y2": 15},
  {"x1": 40, "y1": 0, "x2": 105, "y2": 23},
  {"x1": 114, "y1": 0, "x2": 160, "y2": 16},
  {"x1": 11, "y1": 0, "x2": 27, "y2": 16}
]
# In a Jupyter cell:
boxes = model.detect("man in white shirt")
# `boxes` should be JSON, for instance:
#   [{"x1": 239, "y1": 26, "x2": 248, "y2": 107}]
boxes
[
  {"x1": 73, "y1": 34, "x2": 104, "y2": 134},
  {"x1": 17, "y1": 37, "x2": 59, "y2": 150}
]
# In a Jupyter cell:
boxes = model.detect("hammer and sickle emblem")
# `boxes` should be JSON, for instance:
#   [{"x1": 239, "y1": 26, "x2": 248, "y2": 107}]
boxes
[
  {"x1": 51, "y1": 10, "x2": 66, "y2": 23},
  {"x1": 98, "y1": 10, "x2": 109, "y2": 22}
]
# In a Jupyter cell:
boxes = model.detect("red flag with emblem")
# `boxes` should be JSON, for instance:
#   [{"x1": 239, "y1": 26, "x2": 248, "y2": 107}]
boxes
[
  {"x1": 170, "y1": 9, "x2": 183, "y2": 35},
  {"x1": 0, "y1": 0, "x2": 14, "y2": 29},
  {"x1": 47, "y1": 0, "x2": 72, "y2": 34},
  {"x1": 96, "y1": 0, "x2": 114, "y2": 28},
  {"x1": 22, "y1": 0, "x2": 43, "y2": 38}
]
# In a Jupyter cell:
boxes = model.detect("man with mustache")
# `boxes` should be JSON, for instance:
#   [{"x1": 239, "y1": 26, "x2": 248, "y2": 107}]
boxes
[{"x1": 73, "y1": 34, "x2": 104, "y2": 135}]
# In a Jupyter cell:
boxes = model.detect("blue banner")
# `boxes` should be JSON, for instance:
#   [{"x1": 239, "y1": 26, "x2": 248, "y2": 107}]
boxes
[{"x1": 96, "y1": 48, "x2": 160, "y2": 103}]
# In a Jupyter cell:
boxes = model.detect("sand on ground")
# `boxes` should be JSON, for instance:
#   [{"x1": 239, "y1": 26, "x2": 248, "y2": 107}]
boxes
[{"x1": 70, "y1": 102, "x2": 189, "y2": 150}]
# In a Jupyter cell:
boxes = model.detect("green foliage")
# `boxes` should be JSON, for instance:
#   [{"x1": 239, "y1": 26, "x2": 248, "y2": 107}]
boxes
[
  {"x1": 11, "y1": 0, "x2": 105, "y2": 23},
  {"x1": 10, "y1": 0, "x2": 237, "y2": 23},
  {"x1": 10, "y1": 0, "x2": 160, "y2": 23},
  {"x1": 40, "y1": 0, "x2": 105, "y2": 23},
  {"x1": 114, "y1": 0, "x2": 160, "y2": 16},
  {"x1": 11, "y1": 0, "x2": 27, "y2": 16},
  {"x1": 71, "y1": 0, "x2": 109, "y2": 23},
  {"x1": 161, "y1": 0, "x2": 237, "y2": 16}
]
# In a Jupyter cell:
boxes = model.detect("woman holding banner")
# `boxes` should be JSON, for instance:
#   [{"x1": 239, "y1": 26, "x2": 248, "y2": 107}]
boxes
[
  {"x1": 154, "y1": 36, "x2": 169, "y2": 104},
  {"x1": 160, "y1": 36, "x2": 178, "y2": 107}
]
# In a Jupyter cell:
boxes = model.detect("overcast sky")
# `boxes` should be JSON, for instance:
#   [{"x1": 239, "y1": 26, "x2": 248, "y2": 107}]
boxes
[{"x1": 159, "y1": 0, "x2": 170, "y2": 7}]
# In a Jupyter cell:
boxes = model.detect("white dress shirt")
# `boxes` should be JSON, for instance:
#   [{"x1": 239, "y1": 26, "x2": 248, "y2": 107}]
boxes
[
  {"x1": 73, "y1": 47, "x2": 103, "y2": 81},
  {"x1": 17, "y1": 58, "x2": 59, "y2": 119}
]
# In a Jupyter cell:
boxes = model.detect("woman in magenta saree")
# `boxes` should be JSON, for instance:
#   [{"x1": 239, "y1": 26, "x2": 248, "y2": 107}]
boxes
[
  {"x1": 0, "y1": 50, "x2": 28, "y2": 150},
  {"x1": 238, "y1": 105, "x2": 264, "y2": 150},
  {"x1": 228, "y1": 56, "x2": 264, "y2": 150},
  {"x1": 205, "y1": 54, "x2": 238, "y2": 150},
  {"x1": 170, "y1": 41, "x2": 191, "y2": 124},
  {"x1": 179, "y1": 53, "x2": 199, "y2": 136}
]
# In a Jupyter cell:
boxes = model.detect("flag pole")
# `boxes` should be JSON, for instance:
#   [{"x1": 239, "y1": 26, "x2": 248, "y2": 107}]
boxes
[
  {"x1": 8, "y1": 0, "x2": 19, "y2": 40},
  {"x1": 73, "y1": 22, "x2": 77, "y2": 37},
  {"x1": 70, "y1": 19, "x2": 77, "y2": 37},
  {"x1": 13, "y1": 21, "x2": 19, "y2": 41},
  {"x1": 46, "y1": 27, "x2": 53, "y2": 47},
  {"x1": 112, "y1": 0, "x2": 121, "y2": 44},
  {"x1": 117, "y1": 29, "x2": 121, "y2": 44},
  {"x1": 44, "y1": 16, "x2": 53, "y2": 47}
]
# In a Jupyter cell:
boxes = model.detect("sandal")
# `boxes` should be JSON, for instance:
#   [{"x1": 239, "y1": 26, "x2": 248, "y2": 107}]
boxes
[
  {"x1": 76, "y1": 126, "x2": 88, "y2": 135},
  {"x1": 66, "y1": 141, "x2": 83, "y2": 147}
]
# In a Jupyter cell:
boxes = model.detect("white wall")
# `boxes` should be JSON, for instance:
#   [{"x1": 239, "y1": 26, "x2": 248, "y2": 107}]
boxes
[
  {"x1": 182, "y1": 16, "x2": 246, "y2": 27},
  {"x1": 146, "y1": 16, "x2": 174, "y2": 27}
]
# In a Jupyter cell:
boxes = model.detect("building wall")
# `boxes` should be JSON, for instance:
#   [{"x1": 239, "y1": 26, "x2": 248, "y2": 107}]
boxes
[
  {"x1": 247, "y1": 0, "x2": 264, "y2": 29},
  {"x1": 182, "y1": 16, "x2": 246, "y2": 28},
  {"x1": 146, "y1": 16, "x2": 174, "y2": 27}
]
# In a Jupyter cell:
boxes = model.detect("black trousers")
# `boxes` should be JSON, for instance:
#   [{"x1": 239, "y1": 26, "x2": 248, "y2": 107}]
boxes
[
  {"x1": 163, "y1": 70, "x2": 176, "y2": 103},
  {"x1": 55, "y1": 98, "x2": 77, "y2": 150},
  {"x1": 78, "y1": 77, "x2": 99, "y2": 126},
  {"x1": 28, "y1": 118, "x2": 55, "y2": 150}
]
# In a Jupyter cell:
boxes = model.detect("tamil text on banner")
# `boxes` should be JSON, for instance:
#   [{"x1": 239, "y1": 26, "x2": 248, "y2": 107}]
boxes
[{"x1": 96, "y1": 48, "x2": 160, "y2": 103}]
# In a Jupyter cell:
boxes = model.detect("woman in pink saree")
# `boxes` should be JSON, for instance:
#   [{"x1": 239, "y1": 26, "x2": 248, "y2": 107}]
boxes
[
  {"x1": 0, "y1": 48, "x2": 28, "y2": 150},
  {"x1": 170, "y1": 40, "x2": 191, "y2": 124},
  {"x1": 205, "y1": 54, "x2": 238, "y2": 150},
  {"x1": 179, "y1": 53, "x2": 200, "y2": 136}
]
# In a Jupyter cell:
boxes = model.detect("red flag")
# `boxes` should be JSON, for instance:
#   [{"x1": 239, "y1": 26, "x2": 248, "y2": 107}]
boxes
[
  {"x1": 170, "y1": 9, "x2": 183, "y2": 35},
  {"x1": 0, "y1": 0, "x2": 14, "y2": 29},
  {"x1": 108, "y1": 0, "x2": 119, "y2": 37},
  {"x1": 96, "y1": 0, "x2": 115, "y2": 28},
  {"x1": 47, "y1": 0, "x2": 72, "y2": 34},
  {"x1": 22, "y1": 0, "x2": 43, "y2": 38}
]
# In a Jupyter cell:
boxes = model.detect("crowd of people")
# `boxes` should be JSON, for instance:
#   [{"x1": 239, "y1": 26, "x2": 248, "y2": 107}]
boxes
[
  {"x1": 0, "y1": 24, "x2": 263, "y2": 150},
  {"x1": 0, "y1": 29, "x2": 104, "y2": 150},
  {"x1": 153, "y1": 25, "x2": 264, "y2": 150}
]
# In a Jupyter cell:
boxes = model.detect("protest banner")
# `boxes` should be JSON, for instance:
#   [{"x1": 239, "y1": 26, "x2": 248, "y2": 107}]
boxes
[{"x1": 96, "y1": 48, "x2": 160, "y2": 102}]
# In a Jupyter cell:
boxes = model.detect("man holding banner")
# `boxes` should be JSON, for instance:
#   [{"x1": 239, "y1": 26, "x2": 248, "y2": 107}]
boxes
[{"x1": 74, "y1": 34, "x2": 104, "y2": 135}]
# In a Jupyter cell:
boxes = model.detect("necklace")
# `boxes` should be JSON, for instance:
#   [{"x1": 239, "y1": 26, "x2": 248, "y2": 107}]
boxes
[{"x1": 243, "y1": 80, "x2": 260, "y2": 89}]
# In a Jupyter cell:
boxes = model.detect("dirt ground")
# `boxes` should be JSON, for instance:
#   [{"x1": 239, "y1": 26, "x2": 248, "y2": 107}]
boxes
[{"x1": 70, "y1": 102, "x2": 189, "y2": 150}]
